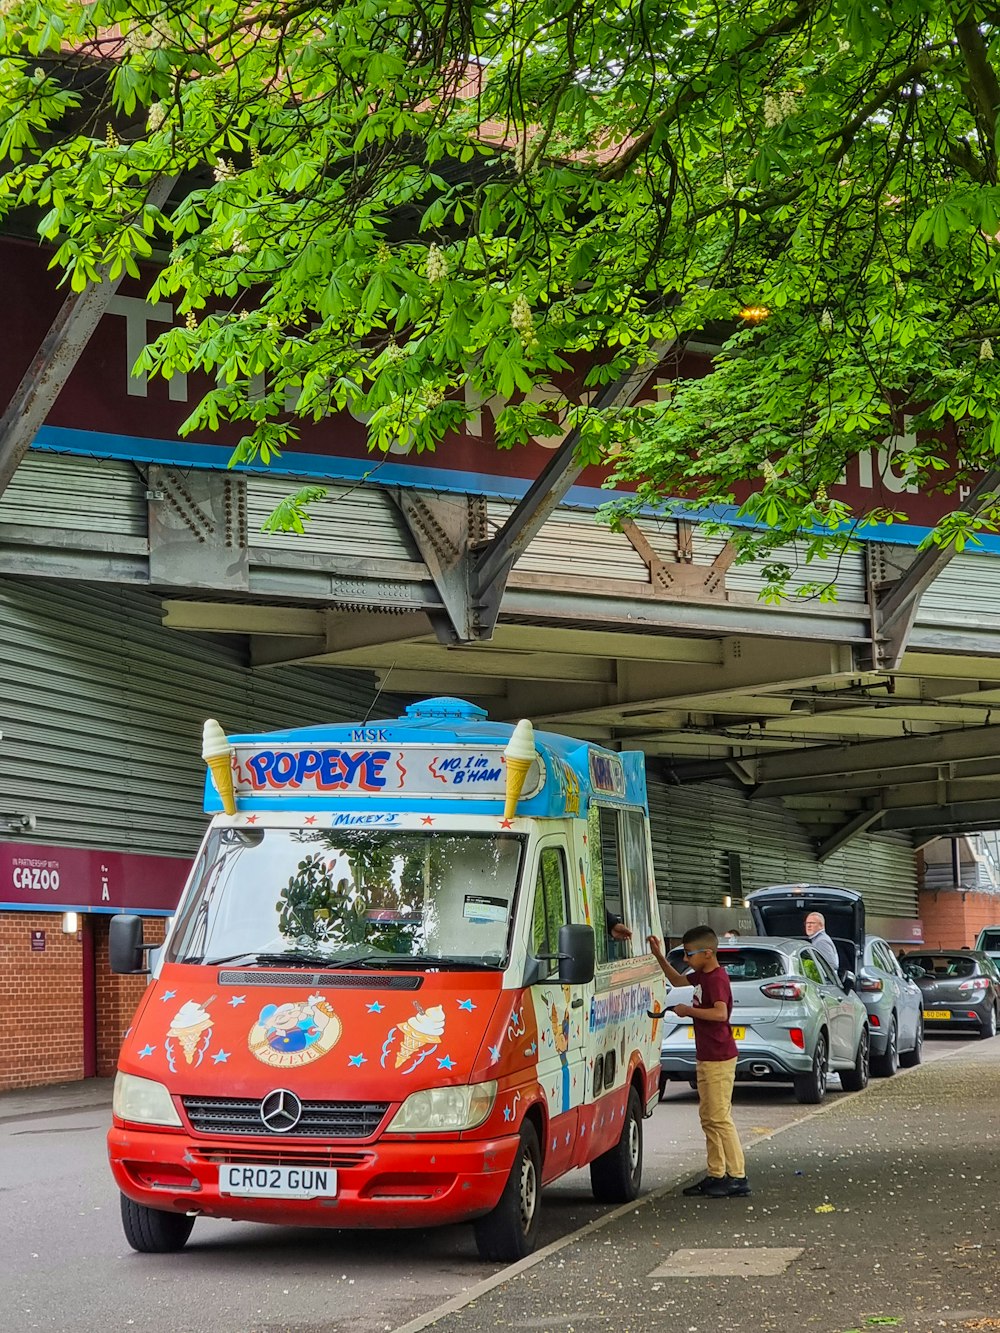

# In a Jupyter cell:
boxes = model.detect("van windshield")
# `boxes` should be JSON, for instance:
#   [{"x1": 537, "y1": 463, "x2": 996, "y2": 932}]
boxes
[{"x1": 166, "y1": 826, "x2": 525, "y2": 969}]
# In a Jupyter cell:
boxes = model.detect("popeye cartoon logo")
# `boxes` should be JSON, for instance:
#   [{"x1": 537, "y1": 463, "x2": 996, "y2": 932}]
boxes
[{"x1": 248, "y1": 993, "x2": 342, "y2": 1068}]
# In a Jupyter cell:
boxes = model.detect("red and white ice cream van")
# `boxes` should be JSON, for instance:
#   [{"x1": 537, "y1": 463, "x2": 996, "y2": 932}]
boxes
[{"x1": 108, "y1": 697, "x2": 665, "y2": 1260}]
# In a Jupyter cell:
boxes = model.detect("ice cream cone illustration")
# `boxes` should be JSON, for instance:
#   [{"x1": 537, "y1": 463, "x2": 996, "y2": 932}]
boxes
[
  {"x1": 202, "y1": 718, "x2": 236, "y2": 815},
  {"x1": 166, "y1": 998, "x2": 214, "y2": 1068},
  {"x1": 503, "y1": 719, "x2": 536, "y2": 819},
  {"x1": 394, "y1": 1003, "x2": 445, "y2": 1068}
]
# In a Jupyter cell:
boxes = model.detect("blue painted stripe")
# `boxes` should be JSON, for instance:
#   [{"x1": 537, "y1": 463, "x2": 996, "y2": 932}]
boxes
[
  {"x1": 0, "y1": 902, "x2": 174, "y2": 916},
  {"x1": 32, "y1": 424, "x2": 1000, "y2": 554}
]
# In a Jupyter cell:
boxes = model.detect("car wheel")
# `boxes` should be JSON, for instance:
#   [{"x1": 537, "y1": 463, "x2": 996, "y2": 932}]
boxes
[
  {"x1": 899, "y1": 1014, "x2": 924, "y2": 1068},
  {"x1": 980, "y1": 1004, "x2": 998, "y2": 1041},
  {"x1": 871, "y1": 1015, "x2": 899, "y2": 1078},
  {"x1": 688, "y1": 1077, "x2": 698, "y2": 1092},
  {"x1": 840, "y1": 1027, "x2": 870, "y2": 1092},
  {"x1": 590, "y1": 1086, "x2": 643, "y2": 1204},
  {"x1": 473, "y1": 1121, "x2": 542, "y2": 1262},
  {"x1": 658, "y1": 1070, "x2": 668, "y2": 1101},
  {"x1": 120, "y1": 1195, "x2": 195, "y2": 1253},
  {"x1": 793, "y1": 1034, "x2": 828, "y2": 1104}
]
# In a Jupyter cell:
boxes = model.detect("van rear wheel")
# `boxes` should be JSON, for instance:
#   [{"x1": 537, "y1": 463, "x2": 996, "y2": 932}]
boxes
[
  {"x1": 590, "y1": 1086, "x2": 643, "y2": 1204},
  {"x1": 473, "y1": 1122, "x2": 541, "y2": 1263},
  {"x1": 120, "y1": 1194, "x2": 195, "y2": 1253}
]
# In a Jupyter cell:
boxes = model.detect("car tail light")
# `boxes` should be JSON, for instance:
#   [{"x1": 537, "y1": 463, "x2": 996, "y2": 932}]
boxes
[
  {"x1": 859, "y1": 976, "x2": 883, "y2": 992},
  {"x1": 761, "y1": 981, "x2": 805, "y2": 1000},
  {"x1": 869, "y1": 1013, "x2": 881, "y2": 1027},
  {"x1": 958, "y1": 978, "x2": 990, "y2": 993},
  {"x1": 789, "y1": 1027, "x2": 806, "y2": 1050}
]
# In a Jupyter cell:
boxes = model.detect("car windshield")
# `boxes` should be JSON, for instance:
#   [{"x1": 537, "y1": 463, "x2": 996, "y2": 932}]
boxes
[
  {"x1": 906, "y1": 954, "x2": 978, "y2": 979},
  {"x1": 166, "y1": 826, "x2": 525, "y2": 968},
  {"x1": 979, "y1": 931, "x2": 1000, "y2": 951},
  {"x1": 667, "y1": 947, "x2": 787, "y2": 980}
]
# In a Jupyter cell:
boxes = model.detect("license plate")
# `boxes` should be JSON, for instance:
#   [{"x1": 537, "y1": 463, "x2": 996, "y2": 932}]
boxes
[
  {"x1": 686, "y1": 1026, "x2": 746, "y2": 1040},
  {"x1": 219, "y1": 1164, "x2": 337, "y2": 1198},
  {"x1": 923, "y1": 1009, "x2": 951, "y2": 1020}
]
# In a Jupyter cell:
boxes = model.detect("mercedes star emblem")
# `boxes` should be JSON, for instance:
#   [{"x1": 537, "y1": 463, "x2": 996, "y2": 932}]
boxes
[{"x1": 260, "y1": 1088, "x2": 303, "y2": 1133}]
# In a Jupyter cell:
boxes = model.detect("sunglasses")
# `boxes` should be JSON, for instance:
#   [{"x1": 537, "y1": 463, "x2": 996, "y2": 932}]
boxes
[{"x1": 683, "y1": 946, "x2": 711, "y2": 958}]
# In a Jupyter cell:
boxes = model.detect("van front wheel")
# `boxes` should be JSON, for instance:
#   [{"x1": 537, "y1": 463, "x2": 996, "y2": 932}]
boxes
[
  {"x1": 473, "y1": 1122, "x2": 542, "y2": 1263},
  {"x1": 120, "y1": 1194, "x2": 195, "y2": 1253},
  {"x1": 589, "y1": 1086, "x2": 643, "y2": 1204}
]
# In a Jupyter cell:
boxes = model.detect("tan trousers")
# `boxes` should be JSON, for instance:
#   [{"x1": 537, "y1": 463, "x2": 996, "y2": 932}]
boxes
[{"x1": 696, "y1": 1057, "x2": 746, "y2": 1179}]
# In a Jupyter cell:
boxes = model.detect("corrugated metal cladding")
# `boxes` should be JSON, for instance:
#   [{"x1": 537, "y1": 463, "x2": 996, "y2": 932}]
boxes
[
  {"x1": 0, "y1": 577, "x2": 389, "y2": 861},
  {"x1": 0, "y1": 454, "x2": 146, "y2": 535},
  {"x1": 645, "y1": 772, "x2": 917, "y2": 921},
  {"x1": 487, "y1": 501, "x2": 650, "y2": 582},
  {"x1": 246, "y1": 477, "x2": 420, "y2": 562}
]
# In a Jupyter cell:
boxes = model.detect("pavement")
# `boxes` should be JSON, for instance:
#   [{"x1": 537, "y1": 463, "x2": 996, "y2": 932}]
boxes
[
  {"x1": 398, "y1": 1041, "x2": 1000, "y2": 1333},
  {"x1": 0, "y1": 1077, "x2": 113, "y2": 1123},
  {"x1": 4, "y1": 1044, "x2": 1000, "y2": 1333}
]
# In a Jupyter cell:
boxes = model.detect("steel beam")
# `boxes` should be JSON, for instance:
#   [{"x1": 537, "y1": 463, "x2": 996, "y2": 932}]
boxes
[
  {"x1": 754, "y1": 724, "x2": 1000, "y2": 786},
  {"x1": 867, "y1": 470, "x2": 1000, "y2": 670},
  {"x1": 879, "y1": 798, "x2": 1000, "y2": 831},
  {"x1": 470, "y1": 341, "x2": 675, "y2": 637},
  {"x1": 0, "y1": 176, "x2": 175, "y2": 501}
]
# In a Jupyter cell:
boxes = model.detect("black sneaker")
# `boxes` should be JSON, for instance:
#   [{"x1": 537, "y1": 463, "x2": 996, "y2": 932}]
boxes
[
  {"x1": 727, "y1": 1176, "x2": 752, "y2": 1197},
  {"x1": 682, "y1": 1175, "x2": 729, "y2": 1197}
]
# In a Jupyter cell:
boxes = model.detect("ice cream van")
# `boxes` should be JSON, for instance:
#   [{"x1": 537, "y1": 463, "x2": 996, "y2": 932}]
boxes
[{"x1": 108, "y1": 696, "x2": 666, "y2": 1261}]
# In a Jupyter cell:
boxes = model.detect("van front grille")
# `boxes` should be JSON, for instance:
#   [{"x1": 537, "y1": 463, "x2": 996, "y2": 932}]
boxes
[{"x1": 182, "y1": 1096, "x2": 390, "y2": 1138}]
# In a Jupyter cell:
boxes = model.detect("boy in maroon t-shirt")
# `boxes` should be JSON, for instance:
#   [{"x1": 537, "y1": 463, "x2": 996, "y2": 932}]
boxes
[{"x1": 648, "y1": 924, "x2": 750, "y2": 1198}]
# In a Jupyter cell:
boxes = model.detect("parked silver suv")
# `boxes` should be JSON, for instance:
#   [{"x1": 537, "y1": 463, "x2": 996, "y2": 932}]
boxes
[{"x1": 747, "y1": 884, "x2": 922, "y2": 1077}]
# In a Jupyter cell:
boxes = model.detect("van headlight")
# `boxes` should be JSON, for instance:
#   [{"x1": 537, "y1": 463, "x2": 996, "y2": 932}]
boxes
[
  {"x1": 113, "y1": 1072, "x2": 183, "y2": 1128},
  {"x1": 386, "y1": 1081, "x2": 497, "y2": 1133}
]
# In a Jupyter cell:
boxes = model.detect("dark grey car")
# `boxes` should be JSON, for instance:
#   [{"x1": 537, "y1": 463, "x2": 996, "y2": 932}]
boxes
[{"x1": 901, "y1": 950, "x2": 1000, "y2": 1038}]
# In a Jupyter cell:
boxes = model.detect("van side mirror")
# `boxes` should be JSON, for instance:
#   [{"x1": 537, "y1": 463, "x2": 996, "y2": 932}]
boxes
[
  {"x1": 109, "y1": 914, "x2": 149, "y2": 974},
  {"x1": 557, "y1": 923, "x2": 595, "y2": 986}
]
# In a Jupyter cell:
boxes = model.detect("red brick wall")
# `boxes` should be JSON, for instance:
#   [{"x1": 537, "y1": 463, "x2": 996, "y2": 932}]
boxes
[
  {"x1": 94, "y1": 916, "x2": 166, "y2": 1077},
  {"x1": 918, "y1": 890, "x2": 1000, "y2": 951},
  {"x1": 0, "y1": 910, "x2": 168, "y2": 1091},
  {"x1": 0, "y1": 911, "x2": 85, "y2": 1090}
]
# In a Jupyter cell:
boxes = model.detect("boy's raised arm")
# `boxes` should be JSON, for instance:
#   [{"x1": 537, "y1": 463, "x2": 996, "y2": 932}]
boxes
[{"x1": 646, "y1": 936, "x2": 690, "y2": 989}]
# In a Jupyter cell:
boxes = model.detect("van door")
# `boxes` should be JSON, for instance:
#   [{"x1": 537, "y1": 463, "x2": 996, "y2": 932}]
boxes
[{"x1": 528, "y1": 842, "x2": 586, "y2": 1181}]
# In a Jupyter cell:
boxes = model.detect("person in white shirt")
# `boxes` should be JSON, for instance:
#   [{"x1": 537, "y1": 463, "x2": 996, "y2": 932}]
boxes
[{"x1": 804, "y1": 911, "x2": 840, "y2": 973}]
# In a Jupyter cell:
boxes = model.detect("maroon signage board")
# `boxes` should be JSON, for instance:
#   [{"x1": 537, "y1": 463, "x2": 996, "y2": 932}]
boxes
[{"x1": 0, "y1": 841, "x2": 187, "y2": 914}]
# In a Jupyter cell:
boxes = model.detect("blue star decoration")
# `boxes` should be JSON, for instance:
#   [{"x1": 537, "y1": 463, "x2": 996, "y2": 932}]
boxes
[
  {"x1": 211, "y1": 1050, "x2": 230, "y2": 1065},
  {"x1": 488, "y1": 1044, "x2": 502, "y2": 1063},
  {"x1": 160, "y1": 990, "x2": 177, "y2": 1002},
  {"x1": 457, "y1": 998, "x2": 476, "y2": 1012},
  {"x1": 366, "y1": 1001, "x2": 385, "y2": 1014},
  {"x1": 502, "y1": 1104, "x2": 514, "y2": 1122},
  {"x1": 138, "y1": 1044, "x2": 156, "y2": 1059},
  {"x1": 348, "y1": 1053, "x2": 367, "y2": 1067},
  {"x1": 228, "y1": 995, "x2": 246, "y2": 1008},
  {"x1": 437, "y1": 1054, "x2": 456, "y2": 1070}
]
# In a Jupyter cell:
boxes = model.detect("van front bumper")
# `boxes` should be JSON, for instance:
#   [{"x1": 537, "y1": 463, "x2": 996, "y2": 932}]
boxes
[{"x1": 108, "y1": 1125, "x2": 519, "y2": 1228}]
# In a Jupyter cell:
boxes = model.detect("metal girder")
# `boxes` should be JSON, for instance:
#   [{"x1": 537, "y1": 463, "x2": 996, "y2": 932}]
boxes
[
  {"x1": 758, "y1": 753, "x2": 1000, "y2": 799},
  {"x1": 469, "y1": 341, "x2": 675, "y2": 638},
  {"x1": 390, "y1": 490, "x2": 488, "y2": 644},
  {"x1": 621, "y1": 520, "x2": 736, "y2": 600},
  {"x1": 754, "y1": 723, "x2": 1000, "y2": 787},
  {"x1": 879, "y1": 798, "x2": 1000, "y2": 832},
  {"x1": 866, "y1": 470, "x2": 1000, "y2": 670},
  {"x1": 0, "y1": 177, "x2": 175, "y2": 501},
  {"x1": 816, "y1": 807, "x2": 884, "y2": 860}
]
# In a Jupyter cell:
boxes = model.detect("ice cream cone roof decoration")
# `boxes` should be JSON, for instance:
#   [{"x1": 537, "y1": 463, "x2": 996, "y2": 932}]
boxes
[
  {"x1": 503, "y1": 718, "x2": 537, "y2": 820},
  {"x1": 202, "y1": 718, "x2": 236, "y2": 815}
]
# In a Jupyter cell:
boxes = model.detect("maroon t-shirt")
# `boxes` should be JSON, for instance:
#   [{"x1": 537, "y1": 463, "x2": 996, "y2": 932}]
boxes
[{"x1": 691, "y1": 965, "x2": 739, "y2": 1061}]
